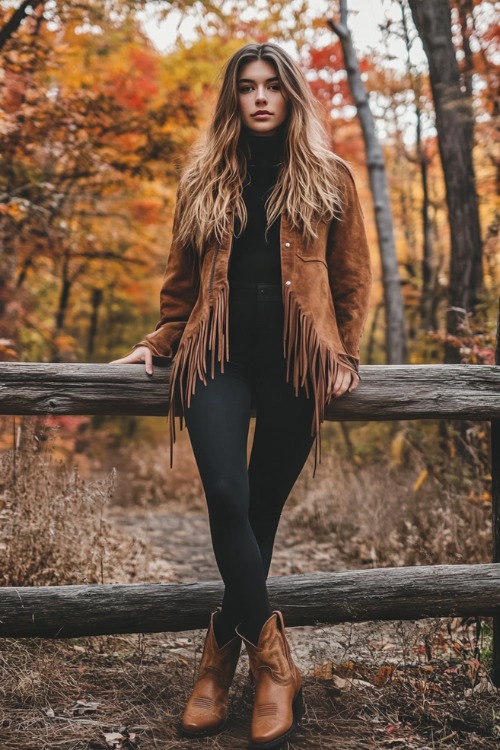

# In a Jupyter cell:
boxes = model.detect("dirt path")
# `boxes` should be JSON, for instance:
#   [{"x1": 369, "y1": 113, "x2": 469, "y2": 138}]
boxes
[
  {"x1": 111, "y1": 506, "x2": 354, "y2": 670},
  {"x1": 112, "y1": 507, "x2": 351, "y2": 580},
  {"x1": 108, "y1": 505, "x2": 466, "y2": 672}
]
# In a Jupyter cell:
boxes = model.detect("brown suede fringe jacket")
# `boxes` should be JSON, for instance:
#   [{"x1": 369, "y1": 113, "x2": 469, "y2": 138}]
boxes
[{"x1": 128, "y1": 162, "x2": 373, "y2": 476}]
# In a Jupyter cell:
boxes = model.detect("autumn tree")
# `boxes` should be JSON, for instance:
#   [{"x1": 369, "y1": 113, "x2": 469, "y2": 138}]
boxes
[
  {"x1": 327, "y1": 0, "x2": 407, "y2": 364},
  {"x1": 0, "y1": 4, "x2": 198, "y2": 361},
  {"x1": 408, "y1": 0, "x2": 483, "y2": 362}
]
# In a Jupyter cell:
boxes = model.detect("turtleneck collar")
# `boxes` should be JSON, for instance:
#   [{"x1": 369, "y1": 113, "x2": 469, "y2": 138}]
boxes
[{"x1": 241, "y1": 123, "x2": 286, "y2": 166}]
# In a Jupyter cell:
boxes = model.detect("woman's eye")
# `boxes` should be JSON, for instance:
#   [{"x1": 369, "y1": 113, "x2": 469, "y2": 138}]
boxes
[{"x1": 238, "y1": 84, "x2": 281, "y2": 93}]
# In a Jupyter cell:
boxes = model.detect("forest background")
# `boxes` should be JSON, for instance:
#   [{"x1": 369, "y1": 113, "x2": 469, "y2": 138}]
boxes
[{"x1": 1, "y1": 2, "x2": 500, "y2": 748}]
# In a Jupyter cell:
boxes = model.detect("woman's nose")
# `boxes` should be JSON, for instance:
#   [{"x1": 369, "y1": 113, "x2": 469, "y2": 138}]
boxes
[{"x1": 255, "y1": 88, "x2": 267, "y2": 104}]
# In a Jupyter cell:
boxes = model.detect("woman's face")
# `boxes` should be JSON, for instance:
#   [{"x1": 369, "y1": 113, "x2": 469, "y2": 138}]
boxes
[{"x1": 237, "y1": 59, "x2": 288, "y2": 136}]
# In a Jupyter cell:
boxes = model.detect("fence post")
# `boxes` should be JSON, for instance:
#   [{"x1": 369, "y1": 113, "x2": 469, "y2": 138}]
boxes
[{"x1": 493, "y1": 298, "x2": 500, "y2": 686}]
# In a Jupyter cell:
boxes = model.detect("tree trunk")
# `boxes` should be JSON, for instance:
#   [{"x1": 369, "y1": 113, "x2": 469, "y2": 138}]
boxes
[
  {"x1": 51, "y1": 252, "x2": 73, "y2": 362},
  {"x1": 398, "y1": 1, "x2": 436, "y2": 329},
  {"x1": 408, "y1": 0, "x2": 483, "y2": 362},
  {"x1": 0, "y1": 225, "x2": 21, "y2": 361},
  {"x1": 87, "y1": 287, "x2": 103, "y2": 359},
  {"x1": 0, "y1": 0, "x2": 44, "y2": 51},
  {"x1": 417, "y1": 102, "x2": 436, "y2": 329},
  {"x1": 327, "y1": 0, "x2": 407, "y2": 364}
]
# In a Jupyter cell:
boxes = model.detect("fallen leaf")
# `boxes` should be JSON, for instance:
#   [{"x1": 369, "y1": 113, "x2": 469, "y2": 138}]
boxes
[
  {"x1": 464, "y1": 678, "x2": 497, "y2": 697},
  {"x1": 374, "y1": 665, "x2": 396, "y2": 686},
  {"x1": 104, "y1": 732, "x2": 126, "y2": 749},
  {"x1": 310, "y1": 661, "x2": 335, "y2": 680},
  {"x1": 73, "y1": 700, "x2": 99, "y2": 715},
  {"x1": 332, "y1": 674, "x2": 346, "y2": 690},
  {"x1": 349, "y1": 678, "x2": 376, "y2": 689},
  {"x1": 385, "y1": 723, "x2": 402, "y2": 732}
]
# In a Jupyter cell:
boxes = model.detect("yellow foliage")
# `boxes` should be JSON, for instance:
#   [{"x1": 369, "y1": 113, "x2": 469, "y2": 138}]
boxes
[
  {"x1": 390, "y1": 431, "x2": 406, "y2": 466},
  {"x1": 53, "y1": 335, "x2": 77, "y2": 353},
  {"x1": 467, "y1": 490, "x2": 492, "y2": 505},
  {"x1": 413, "y1": 469, "x2": 428, "y2": 492}
]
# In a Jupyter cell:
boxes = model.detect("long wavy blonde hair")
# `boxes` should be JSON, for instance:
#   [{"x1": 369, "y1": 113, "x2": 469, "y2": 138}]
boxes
[{"x1": 175, "y1": 42, "x2": 349, "y2": 255}]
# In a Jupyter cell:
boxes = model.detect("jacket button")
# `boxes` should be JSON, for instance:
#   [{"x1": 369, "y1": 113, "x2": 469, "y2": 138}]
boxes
[
  {"x1": 284, "y1": 242, "x2": 291, "y2": 248},
  {"x1": 285, "y1": 280, "x2": 291, "y2": 285}
]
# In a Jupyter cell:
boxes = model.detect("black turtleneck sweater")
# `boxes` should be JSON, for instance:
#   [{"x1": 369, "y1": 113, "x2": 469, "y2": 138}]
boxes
[{"x1": 228, "y1": 127, "x2": 285, "y2": 285}]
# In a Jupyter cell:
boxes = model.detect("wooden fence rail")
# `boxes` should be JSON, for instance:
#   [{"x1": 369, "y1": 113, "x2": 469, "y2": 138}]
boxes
[
  {"x1": 1, "y1": 362, "x2": 499, "y2": 420},
  {"x1": 0, "y1": 564, "x2": 499, "y2": 639},
  {"x1": 1, "y1": 334, "x2": 499, "y2": 684}
]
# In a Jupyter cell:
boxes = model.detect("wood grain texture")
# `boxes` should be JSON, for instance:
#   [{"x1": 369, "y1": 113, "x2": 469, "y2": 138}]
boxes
[
  {"x1": 1, "y1": 564, "x2": 499, "y2": 638},
  {"x1": 1, "y1": 363, "x2": 500, "y2": 420}
]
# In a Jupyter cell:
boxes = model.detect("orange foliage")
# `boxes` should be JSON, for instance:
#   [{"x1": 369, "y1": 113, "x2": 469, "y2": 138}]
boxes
[{"x1": 128, "y1": 200, "x2": 161, "y2": 225}]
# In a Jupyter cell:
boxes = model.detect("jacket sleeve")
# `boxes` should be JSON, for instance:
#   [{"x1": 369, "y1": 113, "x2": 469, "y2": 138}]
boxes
[
  {"x1": 326, "y1": 163, "x2": 373, "y2": 368},
  {"x1": 126, "y1": 186, "x2": 200, "y2": 360}
]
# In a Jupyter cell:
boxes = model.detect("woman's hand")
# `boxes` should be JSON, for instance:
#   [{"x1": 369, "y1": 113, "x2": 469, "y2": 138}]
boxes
[
  {"x1": 109, "y1": 345, "x2": 153, "y2": 376},
  {"x1": 332, "y1": 363, "x2": 360, "y2": 398}
]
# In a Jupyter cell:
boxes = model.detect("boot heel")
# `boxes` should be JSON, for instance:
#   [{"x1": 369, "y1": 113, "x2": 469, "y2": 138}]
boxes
[
  {"x1": 241, "y1": 611, "x2": 303, "y2": 750},
  {"x1": 292, "y1": 687, "x2": 304, "y2": 723},
  {"x1": 180, "y1": 607, "x2": 242, "y2": 738}
]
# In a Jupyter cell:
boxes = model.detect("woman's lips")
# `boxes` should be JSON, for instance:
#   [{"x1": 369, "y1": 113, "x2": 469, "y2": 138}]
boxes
[{"x1": 252, "y1": 113, "x2": 272, "y2": 119}]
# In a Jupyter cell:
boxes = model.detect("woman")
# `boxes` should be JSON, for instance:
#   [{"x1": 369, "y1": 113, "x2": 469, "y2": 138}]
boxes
[{"x1": 111, "y1": 42, "x2": 372, "y2": 749}]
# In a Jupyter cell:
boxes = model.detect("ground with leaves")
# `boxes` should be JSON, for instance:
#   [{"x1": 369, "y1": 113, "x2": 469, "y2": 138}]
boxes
[
  {"x1": 1, "y1": 506, "x2": 499, "y2": 750},
  {"x1": 1, "y1": 418, "x2": 498, "y2": 748},
  {"x1": 1, "y1": 604, "x2": 498, "y2": 749}
]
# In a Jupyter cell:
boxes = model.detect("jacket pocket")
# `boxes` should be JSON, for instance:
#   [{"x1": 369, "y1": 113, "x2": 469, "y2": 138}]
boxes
[{"x1": 296, "y1": 250, "x2": 328, "y2": 269}]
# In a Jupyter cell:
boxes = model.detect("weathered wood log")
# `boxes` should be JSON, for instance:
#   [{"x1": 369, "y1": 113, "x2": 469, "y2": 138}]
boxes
[
  {"x1": 1, "y1": 564, "x2": 499, "y2": 639},
  {"x1": 1, "y1": 363, "x2": 500, "y2": 420}
]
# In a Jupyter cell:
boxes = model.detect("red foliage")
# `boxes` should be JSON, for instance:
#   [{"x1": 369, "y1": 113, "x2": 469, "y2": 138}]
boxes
[{"x1": 106, "y1": 48, "x2": 159, "y2": 112}]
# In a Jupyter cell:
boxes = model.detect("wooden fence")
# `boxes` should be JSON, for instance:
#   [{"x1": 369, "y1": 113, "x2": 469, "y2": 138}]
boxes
[{"x1": 1, "y1": 312, "x2": 499, "y2": 685}]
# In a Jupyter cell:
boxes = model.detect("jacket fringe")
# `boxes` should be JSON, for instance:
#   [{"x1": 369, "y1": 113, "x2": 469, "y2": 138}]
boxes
[
  {"x1": 166, "y1": 280, "x2": 230, "y2": 469},
  {"x1": 282, "y1": 283, "x2": 359, "y2": 477},
  {"x1": 166, "y1": 280, "x2": 359, "y2": 478}
]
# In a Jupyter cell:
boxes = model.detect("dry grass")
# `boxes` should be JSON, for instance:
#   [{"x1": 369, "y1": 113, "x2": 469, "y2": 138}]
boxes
[
  {"x1": 0, "y1": 417, "x2": 175, "y2": 586},
  {"x1": 0, "y1": 619, "x2": 498, "y2": 749},
  {"x1": 286, "y1": 420, "x2": 493, "y2": 569}
]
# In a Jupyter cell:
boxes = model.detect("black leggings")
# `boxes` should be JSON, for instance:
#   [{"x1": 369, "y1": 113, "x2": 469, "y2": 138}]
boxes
[{"x1": 183, "y1": 282, "x2": 315, "y2": 643}]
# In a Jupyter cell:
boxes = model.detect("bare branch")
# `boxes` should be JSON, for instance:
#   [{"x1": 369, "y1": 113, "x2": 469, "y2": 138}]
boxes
[{"x1": 0, "y1": 0, "x2": 44, "y2": 51}]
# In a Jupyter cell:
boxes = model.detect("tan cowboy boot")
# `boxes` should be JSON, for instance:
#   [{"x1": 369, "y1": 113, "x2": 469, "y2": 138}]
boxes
[
  {"x1": 180, "y1": 606, "x2": 242, "y2": 737},
  {"x1": 236, "y1": 610, "x2": 304, "y2": 749}
]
